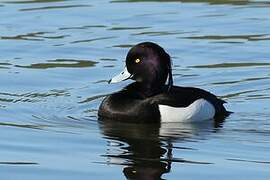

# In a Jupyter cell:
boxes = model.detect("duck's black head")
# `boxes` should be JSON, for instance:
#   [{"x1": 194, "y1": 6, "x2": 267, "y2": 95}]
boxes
[{"x1": 110, "y1": 42, "x2": 173, "y2": 96}]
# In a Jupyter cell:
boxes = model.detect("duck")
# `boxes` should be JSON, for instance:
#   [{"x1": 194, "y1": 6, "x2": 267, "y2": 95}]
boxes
[{"x1": 98, "y1": 42, "x2": 229, "y2": 123}]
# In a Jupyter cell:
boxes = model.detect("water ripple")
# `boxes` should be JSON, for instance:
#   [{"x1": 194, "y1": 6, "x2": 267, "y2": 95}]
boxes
[
  {"x1": 79, "y1": 94, "x2": 108, "y2": 104},
  {"x1": 70, "y1": 36, "x2": 117, "y2": 44},
  {"x1": 132, "y1": 30, "x2": 183, "y2": 36},
  {"x1": 0, "y1": 122, "x2": 47, "y2": 130},
  {"x1": 0, "y1": 89, "x2": 70, "y2": 104},
  {"x1": 0, "y1": 62, "x2": 12, "y2": 69},
  {"x1": 190, "y1": 62, "x2": 270, "y2": 69},
  {"x1": 227, "y1": 158, "x2": 270, "y2": 164},
  {"x1": 111, "y1": 0, "x2": 270, "y2": 7},
  {"x1": 0, "y1": 32, "x2": 47, "y2": 41},
  {"x1": 101, "y1": 154, "x2": 212, "y2": 165},
  {"x1": 3, "y1": 0, "x2": 66, "y2": 4},
  {"x1": 212, "y1": 77, "x2": 270, "y2": 85},
  {"x1": 0, "y1": 161, "x2": 38, "y2": 165},
  {"x1": 112, "y1": 44, "x2": 134, "y2": 48},
  {"x1": 108, "y1": 26, "x2": 150, "y2": 31},
  {"x1": 59, "y1": 25, "x2": 107, "y2": 31},
  {"x1": 19, "y1": 4, "x2": 92, "y2": 11},
  {"x1": 185, "y1": 34, "x2": 270, "y2": 42},
  {"x1": 15, "y1": 59, "x2": 98, "y2": 69}
]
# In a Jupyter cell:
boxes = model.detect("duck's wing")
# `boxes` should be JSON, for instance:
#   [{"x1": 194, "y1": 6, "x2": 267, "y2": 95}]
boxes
[{"x1": 151, "y1": 86, "x2": 228, "y2": 116}]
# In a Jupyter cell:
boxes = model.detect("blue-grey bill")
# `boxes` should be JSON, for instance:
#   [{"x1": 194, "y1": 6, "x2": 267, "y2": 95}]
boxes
[{"x1": 109, "y1": 67, "x2": 132, "y2": 84}]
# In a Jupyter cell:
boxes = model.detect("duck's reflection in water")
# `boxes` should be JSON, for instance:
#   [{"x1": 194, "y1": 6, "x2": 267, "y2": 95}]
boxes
[{"x1": 98, "y1": 119, "x2": 224, "y2": 180}]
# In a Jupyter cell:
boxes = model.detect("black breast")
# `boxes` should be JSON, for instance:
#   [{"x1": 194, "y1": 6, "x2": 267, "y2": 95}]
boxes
[{"x1": 98, "y1": 90, "x2": 161, "y2": 123}]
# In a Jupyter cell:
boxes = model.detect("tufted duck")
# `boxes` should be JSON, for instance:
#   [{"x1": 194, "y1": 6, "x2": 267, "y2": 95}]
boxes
[{"x1": 98, "y1": 42, "x2": 229, "y2": 123}]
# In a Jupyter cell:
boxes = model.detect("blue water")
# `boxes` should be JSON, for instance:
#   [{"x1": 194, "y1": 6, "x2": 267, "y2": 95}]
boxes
[{"x1": 0, "y1": 0, "x2": 270, "y2": 179}]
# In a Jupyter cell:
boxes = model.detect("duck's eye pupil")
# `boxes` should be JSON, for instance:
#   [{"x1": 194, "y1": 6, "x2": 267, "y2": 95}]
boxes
[{"x1": 135, "y1": 58, "x2": 141, "y2": 63}]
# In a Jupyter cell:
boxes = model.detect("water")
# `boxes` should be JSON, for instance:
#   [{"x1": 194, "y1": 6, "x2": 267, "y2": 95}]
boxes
[{"x1": 0, "y1": 0, "x2": 270, "y2": 179}]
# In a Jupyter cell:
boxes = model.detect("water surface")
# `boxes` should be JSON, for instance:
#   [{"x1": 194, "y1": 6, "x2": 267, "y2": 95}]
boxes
[{"x1": 0, "y1": 0, "x2": 270, "y2": 179}]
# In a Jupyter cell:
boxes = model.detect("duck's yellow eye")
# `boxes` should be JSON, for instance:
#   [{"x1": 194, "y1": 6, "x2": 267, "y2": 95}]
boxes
[{"x1": 135, "y1": 58, "x2": 141, "y2": 63}]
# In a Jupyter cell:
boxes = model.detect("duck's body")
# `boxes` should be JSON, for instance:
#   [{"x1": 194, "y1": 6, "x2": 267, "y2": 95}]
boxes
[
  {"x1": 98, "y1": 42, "x2": 229, "y2": 123},
  {"x1": 99, "y1": 83, "x2": 227, "y2": 123}
]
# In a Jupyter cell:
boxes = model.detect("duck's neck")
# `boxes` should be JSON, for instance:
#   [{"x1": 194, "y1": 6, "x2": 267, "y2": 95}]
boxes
[{"x1": 127, "y1": 82, "x2": 165, "y2": 99}]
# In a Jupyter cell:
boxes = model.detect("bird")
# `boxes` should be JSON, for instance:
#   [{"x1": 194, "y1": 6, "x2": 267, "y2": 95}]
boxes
[{"x1": 98, "y1": 42, "x2": 229, "y2": 123}]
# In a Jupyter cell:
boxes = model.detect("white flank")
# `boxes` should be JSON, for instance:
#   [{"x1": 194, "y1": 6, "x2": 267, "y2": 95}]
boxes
[{"x1": 159, "y1": 99, "x2": 215, "y2": 123}]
